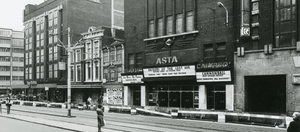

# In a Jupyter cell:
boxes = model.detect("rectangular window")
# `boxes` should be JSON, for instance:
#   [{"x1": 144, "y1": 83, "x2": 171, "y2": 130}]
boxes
[
  {"x1": 71, "y1": 66, "x2": 74, "y2": 82},
  {"x1": 86, "y1": 42, "x2": 92, "y2": 59},
  {"x1": 110, "y1": 69, "x2": 115, "y2": 81},
  {"x1": 176, "y1": 14, "x2": 183, "y2": 34},
  {"x1": 41, "y1": 33, "x2": 44, "y2": 47},
  {"x1": 128, "y1": 54, "x2": 135, "y2": 69},
  {"x1": 110, "y1": 49, "x2": 115, "y2": 63},
  {"x1": 76, "y1": 50, "x2": 81, "y2": 62},
  {"x1": 53, "y1": 46, "x2": 57, "y2": 60},
  {"x1": 77, "y1": 65, "x2": 81, "y2": 82},
  {"x1": 216, "y1": 43, "x2": 226, "y2": 62},
  {"x1": 117, "y1": 66, "x2": 122, "y2": 81},
  {"x1": 87, "y1": 62, "x2": 91, "y2": 80},
  {"x1": 54, "y1": 63, "x2": 58, "y2": 78},
  {"x1": 41, "y1": 65, "x2": 44, "y2": 79},
  {"x1": 40, "y1": 49, "x2": 44, "y2": 62},
  {"x1": 204, "y1": 44, "x2": 213, "y2": 62},
  {"x1": 148, "y1": 20, "x2": 155, "y2": 38},
  {"x1": 94, "y1": 41, "x2": 100, "y2": 58},
  {"x1": 104, "y1": 68, "x2": 108, "y2": 81},
  {"x1": 29, "y1": 52, "x2": 32, "y2": 64},
  {"x1": 166, "y1": 16, "x2": 173, "y2": 35},
  {"x1": 29, "y1": 67, "x2": 32, "y2": 79},
  {"x1": 186, "y1": 11, "x2": 194, "y2": 32},
  {"x1": 49, "y1": 47, "x2": 53, "y2": 61},
  {"x1": 103, "y1": 49, "x2": 109, "y2": 63},
  {"x1": 157, "y1": 18, "x2": 163, "y2": 36},
  {"x1": 116, "y1": 46, "x2": 122, "y2": 61},
  {"x1": 36, "y1": 66, "x2": 40, "y2": 79},
  {"x1": 49, "y1": 64, "x2": 53, "y2": 78},
  {"x1": 94, "y1": 61, "x2": 99, "y2": 80},
  {"x1": 136, "y1": 53, "x2": 143, "y2": 68},
  {"x1": 36, "y1": 50, "x2": 40, "y2": 63},
  {"x1": 275, "y1": 0, "x2": 296, "y2": 47}
]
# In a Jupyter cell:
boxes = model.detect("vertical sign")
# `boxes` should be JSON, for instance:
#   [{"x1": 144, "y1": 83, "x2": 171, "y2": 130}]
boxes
[{"x1": 241, "y1": 0, "x2": 250, "y2": 37}]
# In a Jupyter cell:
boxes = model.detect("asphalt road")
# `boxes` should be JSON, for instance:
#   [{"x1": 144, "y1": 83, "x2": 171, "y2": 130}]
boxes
[
  {"x1": 1, "y1": 105, "x2": 287, "y2": 132},
  {"x1": 0, "y1": 116, "x2": 73, "y2": 132}
]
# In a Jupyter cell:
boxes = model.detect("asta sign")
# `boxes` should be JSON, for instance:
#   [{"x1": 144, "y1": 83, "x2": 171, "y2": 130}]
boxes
[{"x1": 156, "y1": 56, "x2": 178, "y2": 65}]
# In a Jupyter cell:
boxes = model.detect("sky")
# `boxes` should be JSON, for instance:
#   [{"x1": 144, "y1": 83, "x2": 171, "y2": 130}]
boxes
[{"x1": 0, "y1": 0, "x2": 45, "y2": 31}]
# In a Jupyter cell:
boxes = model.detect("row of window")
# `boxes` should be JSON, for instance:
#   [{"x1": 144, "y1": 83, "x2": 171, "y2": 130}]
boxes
[
  {"x1": 0, "y1": 76, "x2": 24, "y2": 81},
  {"x1": 0, "y1": 66, "x2": 23, "y2": 71},
  {"x1": 148, "y1": 11, "x2": 194, "y2": 38},
  {"x1": 0, "y1": 48, "x2": 24, "y2": 53}
]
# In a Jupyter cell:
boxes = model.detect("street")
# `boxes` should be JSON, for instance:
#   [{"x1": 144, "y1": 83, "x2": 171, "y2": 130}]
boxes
[
  {"x1": 0, "y1": 105, "x2": 287, "y2": 132},
  {"x1": 0, "y1": 116, "x2": 72, "y2": 132}
]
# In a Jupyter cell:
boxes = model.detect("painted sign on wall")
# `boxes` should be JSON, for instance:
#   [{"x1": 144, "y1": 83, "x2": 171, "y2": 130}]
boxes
[
  {"x1": 143, "y1": 65, "x2": 195, "y2": 78},
  {"x1": 122, "y1": 75, "x2": 144, "y2": 84},
  {"x1": 196, "y1": 71, "x2": 231, "y2": 82}
]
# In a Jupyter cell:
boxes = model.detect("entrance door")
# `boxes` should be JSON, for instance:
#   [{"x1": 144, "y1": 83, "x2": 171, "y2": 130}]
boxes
[
  {"x1": 133, "y1": 92, "x2": 140, "y2": 106},
  {"x1": 207, "y1": 85, "x2": 225, "y2": 110}
]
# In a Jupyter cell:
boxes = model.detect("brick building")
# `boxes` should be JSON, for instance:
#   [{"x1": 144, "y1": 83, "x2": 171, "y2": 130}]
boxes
[
  {"x1": 234, "y1": 0, "x2": 300, "y2": 117},
  {"x1": 123, "y1": 0, "x2": 235, "y2": 111},
  {"x1": 23, "y1": 0, "x2": 114, "y2": 102}
]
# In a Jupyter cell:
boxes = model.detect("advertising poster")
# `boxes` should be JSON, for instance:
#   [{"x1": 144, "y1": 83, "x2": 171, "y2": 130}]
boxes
[{"x1": 107, "y1": 88, "x2": 123, "y2": 105}]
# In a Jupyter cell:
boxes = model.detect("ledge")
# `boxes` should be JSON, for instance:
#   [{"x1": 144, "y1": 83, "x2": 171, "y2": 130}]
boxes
[{"x1": 143, "y1": 30, "x2": 199, "y2": 42}]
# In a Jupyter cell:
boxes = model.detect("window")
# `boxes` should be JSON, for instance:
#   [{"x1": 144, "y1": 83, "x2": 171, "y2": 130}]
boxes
[
  {"x1": 49, "y1": 47, "x2": 53, "y2": 61},
  {"x1": 176, "y1": 13, "x2": 183, "y2": 34},
  {"x1": 36, "y1": 66, "x2": 40, "y2": 79},
  {"x1": 166, "y1": 16, "x2": 173, "y2": 35},
  {"x1": 36, "y1": 50, "x2": 40, "y2": 63},
  {"x1": 157, "y1": 18, "x2": 163, "y2": 36},
  {"x1": 117, "y1": 66, "x2": 122, "y2": 81},
  {"x1": 54, "y1": 46, "x2": 57, "y2": 60},
  {"x1": 54, "y1": 63, "x2": 58, "y2": 78},
  {"x1": 41, "y1": 49, "x2": 44, "y2": 62},
  {"x1": 204, "y1": 44, "x2": 213, "y2": 62},
  {"x1": 128, "y1": 52, "x2": 143, "y2": 69},
  {"x1": 36, "y1": 34, "x2": 40, "y2": 47},
  {"x1": 110, "y1": 48, "x2": 115, "y2": 63},
  {"x1": 86, "y1": 42, "x2": 92, "y2": 59},
  {"x1": 48, "y1": 12, "x2": 53, "y2": 27},
  {"x1": 94, "y1": 41, "x2": 100, "y2": 58},
  {"x1": 275, "y1": 0, "x2": 296, "y2": 47},
  {"x1": 103, "y1": 49, "x2": 109, "y2": 64},
  {"x1": 110, "y1": 68, "x2": 115, "y2": 81},
  {"x1": 54, "y1": 10, "x2": 58, "y2": 25},
  {"x1": 148, "y1": 20, "x2": 155, "y2": 38},
  {"x1": 186, "y1": 11, "x2": 194, "y2": 32},
  {"x1": 86, "y1": 62, "x2": 91, "y2": 80},
  {"x1": 29, "y1": 52, "x2": 32, "y2": 64},
  {"x1": 76, "y1": 50, "x2": 81, "y2": 62},
  {"x1": 29, "y1": 67, "x2": 32, "y2": 79},
  {"x1": 71, "y1": 66, "x2": 74, "y2": 82},
  {"x1": 104, "y1": 68, "x2": 108, "y2": 81},
  {"x1": 204, "y1": 42, "x2": 227, "y2": 62},
  {"x1": 41, "y1": 65, "x2": 44, "y2": 79},
  {"x1": 41, "y1": 33, "x2": 44, "y2": 47},
  {"x1": 76, "y1": 65, "x2": 81, "y2": 82},
  {"x1": 94, "y1": 61, "x2": 99, "y2": 80},
  {"x1": 116, "y1": 46, "x2": 122, "y2": 61},
  {"x1": 49, "y1": 64, "x2": 53, "y2": 78}
]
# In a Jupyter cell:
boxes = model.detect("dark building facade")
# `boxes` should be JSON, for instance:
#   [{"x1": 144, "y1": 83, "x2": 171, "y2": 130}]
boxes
[
  {"x1": 23, "y1": 0, "x2": 112, "y2": 102},
  {"x1": 234, "y1": 0, "x2": 300, "y2": 116},
  {"x1": 123, "y1": 0, "x2": 235, "y2": 111}
]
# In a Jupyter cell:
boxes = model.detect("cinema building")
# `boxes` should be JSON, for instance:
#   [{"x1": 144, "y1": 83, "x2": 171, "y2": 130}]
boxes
[{"x1": 123, "y1": 0, "x2": 235, "y2": 111}]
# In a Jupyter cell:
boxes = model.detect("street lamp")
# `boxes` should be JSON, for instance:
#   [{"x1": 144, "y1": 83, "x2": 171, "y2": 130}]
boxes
[
  {"x1": 50, "y1": 27, "x2": 73, "y2": 117},
  {"x1": 217, "y1": 2, "x2": 229, "y2": 26}
]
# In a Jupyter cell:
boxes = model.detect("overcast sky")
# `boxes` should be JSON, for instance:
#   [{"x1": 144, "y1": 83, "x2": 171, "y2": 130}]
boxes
[{"x1": 0, "y1": 0, "x2": 44, "y2": 31}]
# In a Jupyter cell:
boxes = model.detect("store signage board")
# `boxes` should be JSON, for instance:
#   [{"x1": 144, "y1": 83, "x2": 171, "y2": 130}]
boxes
[
  {"x1": 122, "y1": 75, "x2": 144, "y2": 84},
  {"x1": 143, "y1": 65, "x2": 195, "y2": 78},
  {"x1": 196, "y1": 70, "x2": 231, "y2": 82}
]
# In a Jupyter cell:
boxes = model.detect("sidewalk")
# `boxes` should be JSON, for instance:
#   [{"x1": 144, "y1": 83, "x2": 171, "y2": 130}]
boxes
[{"x1": 0, "y1": 110, "x2": 120, "y2": 132}]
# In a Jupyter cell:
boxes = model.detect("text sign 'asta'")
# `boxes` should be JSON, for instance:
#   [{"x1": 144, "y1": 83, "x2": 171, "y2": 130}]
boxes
[
  {"x1": 196, "y1": 70, "x2": 231, "y2": 82},
  {"x1": 156, "y1": 56, "x2": 178, "y2": 64},
  {"x1": 143, "y1": 65, "x2": 195, "y2": 78}
]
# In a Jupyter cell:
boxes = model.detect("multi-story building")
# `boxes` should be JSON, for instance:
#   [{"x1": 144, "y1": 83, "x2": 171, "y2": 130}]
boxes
[
  {"x1": 23, "y1": 0, "x2": 115, "y2": 102},
  {"x1": 234, "y1": 0, "x2": 300, "y2": 117},
  {"x1": 123, "y1": 0, "x2": 235, "y2": 110},
  {"x1": 70, "y1": 26, "x2": 124, "y2": 105},
  {"x1": 0, "y1": 28, "x2": 24, "y2": 95}
]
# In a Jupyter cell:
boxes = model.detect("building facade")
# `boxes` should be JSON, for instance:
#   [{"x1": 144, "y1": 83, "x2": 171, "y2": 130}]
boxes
[
  {"x1": 123, "y1": 0, "x2": 235, "y2": 111},
  {"x1": 23, "y1": 0, "x2": 114, "y2": 102},
  {"x1": 70, "y1": 26, "x2": 124, "y2": 105},
  {"x1": 234, "y1": 0, "x2": 300, "y2": 116},
  {"x1": 0, "y1": 28, "x2": 25, "y2": 96}
]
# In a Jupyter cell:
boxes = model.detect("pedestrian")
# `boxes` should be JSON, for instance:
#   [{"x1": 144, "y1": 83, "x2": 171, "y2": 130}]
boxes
[
  {"x1": 0, "y1": 99, "x2": 2, "y2": 114},
  {"x1": 6, "y1": 97, "x2": 12, "y2": 115},
  {"x1": 96, "y1": 104, "x2": 105, "y2": 132},
  {"x1": 288, "y1": 112, "x2": 300, "y2": 132},
  {"x1": 87, "y1": 97, "x2": 92, "y2": 110}
]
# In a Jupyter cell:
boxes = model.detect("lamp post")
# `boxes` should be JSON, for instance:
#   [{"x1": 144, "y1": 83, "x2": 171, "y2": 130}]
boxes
[
  {"x1": 217, "y1": 2, "x2": 229, "y2": 26},
  {"x1": 50, "y1": 27, "x2": 72, "y2": 117}
]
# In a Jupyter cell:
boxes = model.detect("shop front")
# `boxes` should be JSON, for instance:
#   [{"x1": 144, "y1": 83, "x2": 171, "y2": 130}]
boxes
[
  {"x1": 121, "y1": 70, "x2": 144, "y2": 106},
  {"x1": 195, "y1": 62, "x2": 234, "y2": 111}
]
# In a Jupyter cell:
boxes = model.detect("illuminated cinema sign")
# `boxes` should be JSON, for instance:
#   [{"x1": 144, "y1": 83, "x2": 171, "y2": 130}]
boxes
[{"x1": 143, "y1": 65, "x2": 195, "y2": 78}]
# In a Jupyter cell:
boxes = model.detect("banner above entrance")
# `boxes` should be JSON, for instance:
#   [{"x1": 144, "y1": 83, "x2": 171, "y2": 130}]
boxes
[
  {"x1": 196, "y1": 70, "x2": 231, "y2": 82},
  {"x1": 122, "y1": 75, "x2": 144, "y2": 84},
  {"x1": 143, "y1": 65, "x2": 195, "y2": 78}
]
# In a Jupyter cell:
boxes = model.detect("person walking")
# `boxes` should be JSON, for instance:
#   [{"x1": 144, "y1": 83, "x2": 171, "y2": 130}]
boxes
[
  {"x1": 87, "y1": 97, "x2": 92, "y2": 110},
  {"x1": 6, "y1": 97, "x2": 12, "y2": 114},
  {"x1": 96, "y1": 104, "x2": 105, "y2": 132},
  {"x1": 0, "y1": 99, "x2": 2, "y2": 114},
  {"x1": 288, "y1": 112, "x2": 300, "y2": 132}
]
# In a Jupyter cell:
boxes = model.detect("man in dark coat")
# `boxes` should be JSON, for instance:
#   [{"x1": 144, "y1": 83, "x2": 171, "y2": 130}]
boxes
[
  {"x1": 288, "y1": 112, "x2": 300, "y2": 132},
  {"x1": 96, "y1": 104, "x2": 105, "y2": 132}
]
